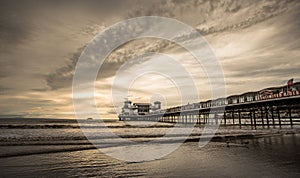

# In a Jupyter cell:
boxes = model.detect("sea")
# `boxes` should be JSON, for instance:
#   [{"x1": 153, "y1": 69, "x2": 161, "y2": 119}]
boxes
[{"x1": 0, "y1": 118, "x2": 299, "y2": 177}]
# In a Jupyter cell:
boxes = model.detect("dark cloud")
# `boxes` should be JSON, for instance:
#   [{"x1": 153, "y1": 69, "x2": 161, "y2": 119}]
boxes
[
  {"x1": 0, "y1": 72, "x2": 8, "y2": 79},
  {"x1": 46, "y1": 47, "x2": 83, "y2": 90},
  {"x1": 0, "y1": 114, "x2": 26, "y2": 118},
  {"x1": 0, "y1": 86, "x2": 11, "y2": 95},
  {"x1": 228, "y1": 65, "x2": 300, "y2": 79},
  {"x1": 0, "y1": 1, "x2": 38, "y2": 47},
  {"x1": 195, "y1": 0, "x2": 297, "y2": 35},
  {"x1": 0, "y1": 0, "x2": 133, "y2": 49},
  {"x1": 45, "y1": 37, "x2": 176, "y2": 90},
  {"x1": 31, "y1": 88, "x2": 49, "y2": 92},
  {"x1": 45, "y1": 45, "x2": 135, "y2": 90},
  {"x1": 126, "y1": 0, "x2": 297, "y2": 35}
]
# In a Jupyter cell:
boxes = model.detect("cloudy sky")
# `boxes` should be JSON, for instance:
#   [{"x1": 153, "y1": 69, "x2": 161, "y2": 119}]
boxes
[{"x1": 0, "y1": 0, "x2": 299, "y2": 119}]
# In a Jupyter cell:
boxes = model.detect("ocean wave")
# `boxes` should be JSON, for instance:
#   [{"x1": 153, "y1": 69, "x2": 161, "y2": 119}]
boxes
[
  {"x1": 0, "y1": 145, "x2": 96, "y2": 158},
  {"x1": 0, "y1": 128, "x2": 298, "y2": 144},
  {"x1": 0, "y1": 124, "x2": 176, "y2": 129},
  {"x1": 0, "y1": 134, "x2": 271, "y2": 158}
]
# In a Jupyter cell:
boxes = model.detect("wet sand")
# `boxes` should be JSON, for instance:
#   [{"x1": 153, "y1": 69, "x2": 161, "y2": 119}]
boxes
[{"x1": 0, "y1": 134, "x2": 299, "y2": 177}]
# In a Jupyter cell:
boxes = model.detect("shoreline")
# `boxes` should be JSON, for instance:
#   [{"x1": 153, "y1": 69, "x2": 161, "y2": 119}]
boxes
[{"x1": 0, "y1": 128, "x2": 299, "y2": 159}]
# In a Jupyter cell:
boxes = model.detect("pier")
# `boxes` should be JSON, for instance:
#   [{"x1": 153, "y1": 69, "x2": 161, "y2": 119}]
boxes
[{"x1": 119, "y1": 81, "x2": 300, "y2": 128}]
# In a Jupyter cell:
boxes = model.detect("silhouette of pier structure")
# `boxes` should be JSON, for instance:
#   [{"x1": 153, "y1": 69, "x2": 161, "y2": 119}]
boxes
[{"x1": 119, "y1": 81, "x2": 300, "y2": 128}]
